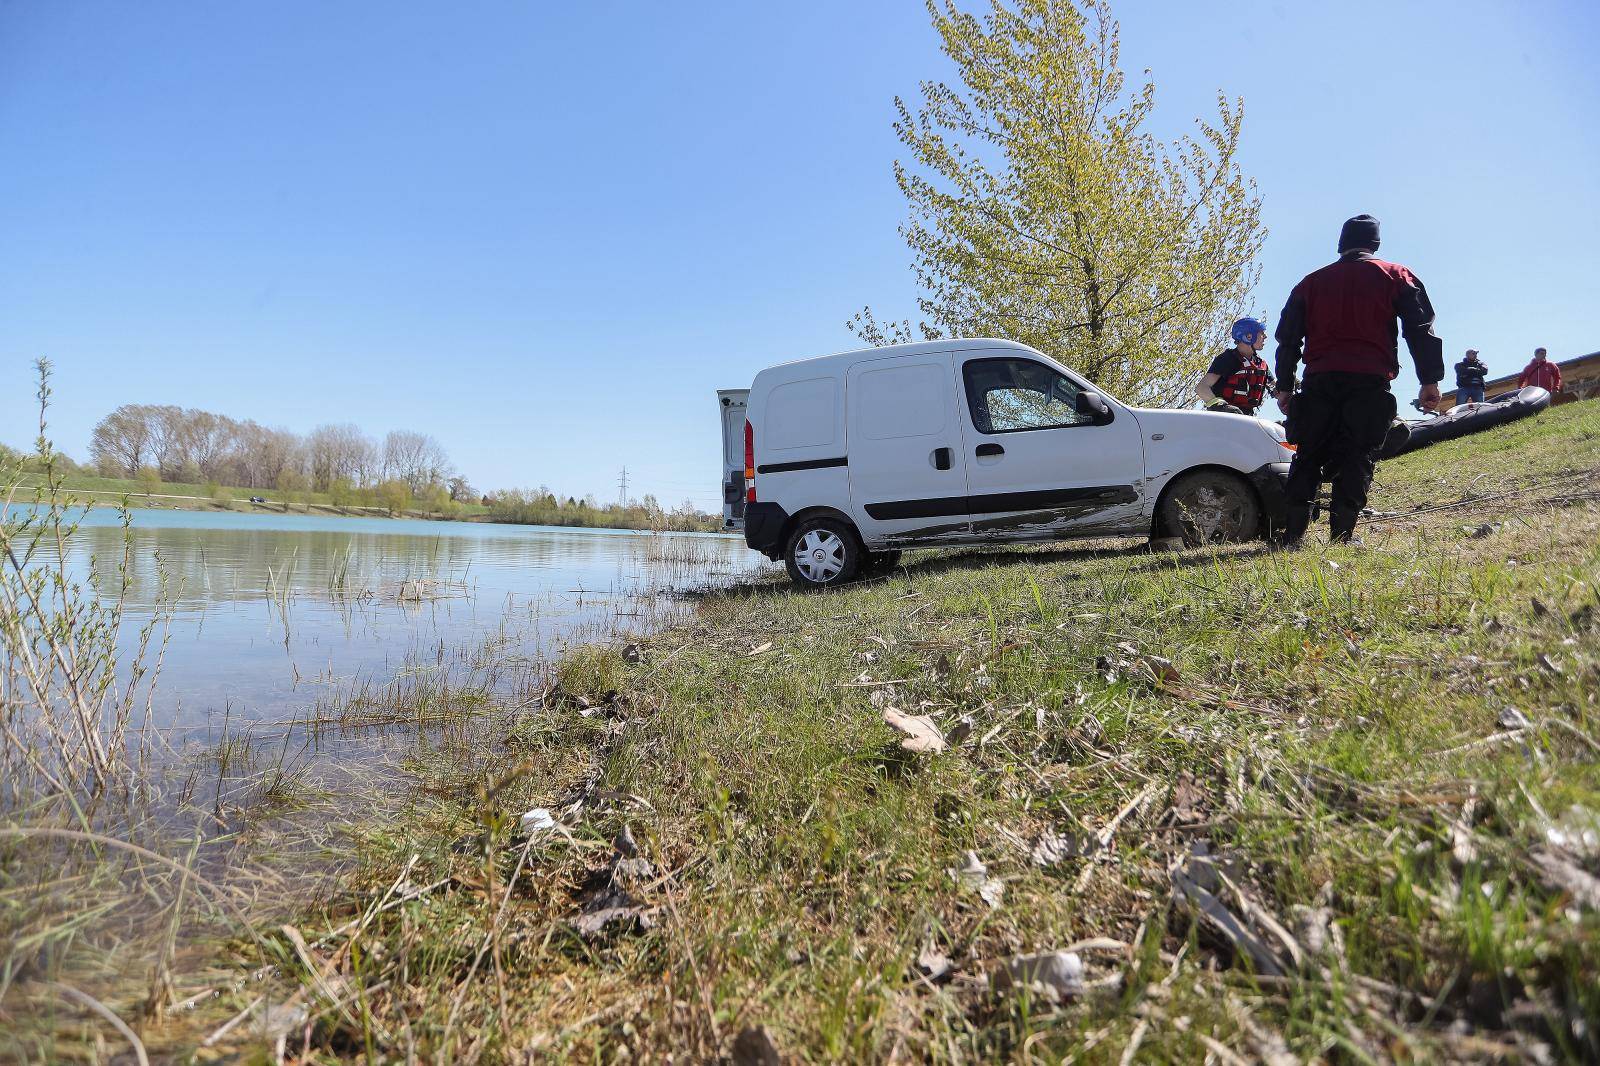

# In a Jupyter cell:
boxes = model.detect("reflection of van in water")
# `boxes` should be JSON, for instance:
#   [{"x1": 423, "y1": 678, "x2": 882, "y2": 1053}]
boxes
[{"x1": 719, "y1": 339, "x2": 1295, "y2": 589}]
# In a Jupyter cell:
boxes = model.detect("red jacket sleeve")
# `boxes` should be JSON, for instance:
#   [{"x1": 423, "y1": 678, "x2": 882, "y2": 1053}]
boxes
[{"x1": 1518, "y1": 363, "x2": 1533, "y2": 387}]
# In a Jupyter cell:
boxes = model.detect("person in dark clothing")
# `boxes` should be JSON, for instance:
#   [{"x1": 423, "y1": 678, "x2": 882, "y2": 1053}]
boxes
[
  {"x1": 1273, "y1": 214, "x2": 1444, "y2": 545},
  {"x1": 1454, "y1": 350, "x2": 1488, "y2": 404},
  {"x1": 1197, "y1": 317, "x2": 1275, "y2": 415}
]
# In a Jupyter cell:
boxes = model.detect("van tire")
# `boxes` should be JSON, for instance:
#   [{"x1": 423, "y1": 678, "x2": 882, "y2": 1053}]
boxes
[
  {"x1": 1158, "y1": 470, "x2": 1261, "y2": 547},
  {"x1": 783, "y1": 517, "x2": 863, "y2": 589}
]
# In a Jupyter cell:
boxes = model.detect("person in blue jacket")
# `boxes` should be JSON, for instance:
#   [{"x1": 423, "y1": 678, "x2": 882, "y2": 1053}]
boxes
[{"x1": 1454, "y1": 349, "x2": 1488, "y2": 404}]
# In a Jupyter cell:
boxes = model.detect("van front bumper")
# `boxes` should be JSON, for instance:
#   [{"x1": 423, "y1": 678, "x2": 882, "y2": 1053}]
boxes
[
  {"x1": 1249, "y1": 461, "x2": 1292, "y2": 535},
  {"x1": 743, "y1": 502, "x2": 789, "y2": 559}
]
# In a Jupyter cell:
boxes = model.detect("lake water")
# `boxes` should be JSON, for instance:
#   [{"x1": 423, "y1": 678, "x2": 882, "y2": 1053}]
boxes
[{"x1": 50, "y1": 507, "x2": 769, "y2": 738}]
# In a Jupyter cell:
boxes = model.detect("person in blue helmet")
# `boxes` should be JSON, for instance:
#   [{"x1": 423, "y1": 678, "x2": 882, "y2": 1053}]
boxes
[{"x1": 1196, "y1": 317, "x2": 1276, "y2": 416}]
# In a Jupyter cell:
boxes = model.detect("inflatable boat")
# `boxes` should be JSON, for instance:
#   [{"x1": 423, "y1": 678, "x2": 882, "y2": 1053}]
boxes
[{"x1": 1379, "y1": 386, "x2": 1552, "y2": 459}]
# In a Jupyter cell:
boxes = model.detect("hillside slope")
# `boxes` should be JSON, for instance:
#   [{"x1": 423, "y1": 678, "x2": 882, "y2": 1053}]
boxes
[{"x1": 252, "y1": 401, "x2": 1600, "y2": 1062}]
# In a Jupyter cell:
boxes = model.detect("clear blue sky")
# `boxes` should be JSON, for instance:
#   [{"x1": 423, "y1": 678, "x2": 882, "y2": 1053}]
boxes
[{"x1": 4, "y1": 0, "x2": 1597, "y2": 508}]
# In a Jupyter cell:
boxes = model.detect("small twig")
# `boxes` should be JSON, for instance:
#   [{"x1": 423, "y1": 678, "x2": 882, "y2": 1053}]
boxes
[
  {"x1": 200, "y1": 993, "x2": 265, "y2": 1048},
  {"x1": 1118, "y1": 1018, "x2": 1149, "y2": 1066},
  {"x1": 1197, "y1": 1033, "x2": 1251, "y2": 1066},
  {"x1": 1426, "y1": 727, "x2": 1531, "y2": 759},
  {"x1": 1549, "y1": 717, "x2": 1600, "y2": 755},
  {"x1": 1074, "y1": 782, "x2": 1160, "y2": 892},
  {"x1": 54, "y1": 982, "x2": 150, "y2": 1066}
]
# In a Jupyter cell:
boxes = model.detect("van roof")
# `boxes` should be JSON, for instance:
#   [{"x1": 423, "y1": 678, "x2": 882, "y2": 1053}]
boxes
[{"x1": 758, "y1": 338, "x2": 1037, "y2": 378}]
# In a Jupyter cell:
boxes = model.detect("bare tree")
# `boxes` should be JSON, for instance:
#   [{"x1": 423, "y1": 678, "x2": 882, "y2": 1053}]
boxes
[
  {"x1": 149, "y1": 405, "x2": 187, "y2": 479},
  {"x1": 308, "y1": 423, "x2": 376, "y2": 492},
  {"x1": 382, "y1": 430, "x2": 451, "y2": 493},
  {"x1": 88, "y1": 405, "x2": 154, "y2": 476},
  {"x1": 78, "y1": 403, "x2": 457, "y2": 496}
]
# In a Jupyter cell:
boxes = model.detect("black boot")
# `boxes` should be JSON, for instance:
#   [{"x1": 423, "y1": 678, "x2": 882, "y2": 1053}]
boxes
[
  {"x1": 1273, "y1": 504, "x2": 1312, "y2": 548},
  {"x1": 1329, "y1": 508, "x2": 1361, "y2": 544}
]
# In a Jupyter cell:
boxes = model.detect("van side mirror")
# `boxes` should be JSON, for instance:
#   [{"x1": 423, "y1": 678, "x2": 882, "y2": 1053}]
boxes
[{"x1": 1075, "y1": 390, "x2": 1113, "y2": 426}]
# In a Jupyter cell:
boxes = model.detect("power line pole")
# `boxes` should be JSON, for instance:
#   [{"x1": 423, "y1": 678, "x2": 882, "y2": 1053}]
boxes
[{"x1": 617, "y1": 466, "x2": 628, "y2": 506}]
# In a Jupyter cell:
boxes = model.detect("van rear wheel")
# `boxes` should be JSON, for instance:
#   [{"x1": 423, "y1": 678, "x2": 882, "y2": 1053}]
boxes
[
  {"x1": 784, "y1": 518, "x2": 863, "y2": 589},
  {"x1": 1159, "y1": 470, "x2": 1261, "y2": 547}
]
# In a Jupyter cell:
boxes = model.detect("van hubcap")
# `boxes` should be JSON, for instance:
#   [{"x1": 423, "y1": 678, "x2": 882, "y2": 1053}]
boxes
[
  {"x1": 794, "y1": 530, "x2": 846, "y2": 583},
  {"x1": 1175, "y1": 485, "x2": 1248, "y2": 542}
]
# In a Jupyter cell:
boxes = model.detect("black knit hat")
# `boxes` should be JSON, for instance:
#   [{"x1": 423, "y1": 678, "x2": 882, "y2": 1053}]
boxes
[{"x1": 1338, "y1": 214, "x2": 1381, "y2": 253}]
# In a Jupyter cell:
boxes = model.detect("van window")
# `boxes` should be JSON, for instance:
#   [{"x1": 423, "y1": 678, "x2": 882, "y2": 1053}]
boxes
[
  {"x1": 856, "y1": 362, "x2": 946, "y2": 440},
  {"x1": 765, "y1": 377, "x2": 837, "y2": 450},
  {"x1": 963, "y1": 357, "x2": 1088, "y2": 434}
]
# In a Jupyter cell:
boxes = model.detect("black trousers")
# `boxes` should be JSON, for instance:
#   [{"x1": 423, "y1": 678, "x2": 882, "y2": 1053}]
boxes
[{"x1": 1283, "y1": 373, "x2": 1396, "y2": 520}]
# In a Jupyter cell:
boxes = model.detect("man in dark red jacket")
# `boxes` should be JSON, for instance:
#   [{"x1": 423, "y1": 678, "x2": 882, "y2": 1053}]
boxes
[
  {"x1": 1273, "y1": 215, "x2": 1444, "y2": 544},
  {"x1": 1518, "y1": 348, "x2": 1563, "y2": 392}
]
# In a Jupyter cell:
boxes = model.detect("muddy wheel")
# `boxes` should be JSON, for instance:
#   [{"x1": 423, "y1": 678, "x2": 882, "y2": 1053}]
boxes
[
  {"x1": 783, "y1": 518, "x2": 863, "y2": 589},
  {"x1": 1158, "y1": 470, "x2": 1261, "y2": 547}
]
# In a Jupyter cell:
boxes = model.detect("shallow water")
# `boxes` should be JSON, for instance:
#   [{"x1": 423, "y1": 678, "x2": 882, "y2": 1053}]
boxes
[{"x1": 49, "y1": 507, "x2": 768, "y2": 736}]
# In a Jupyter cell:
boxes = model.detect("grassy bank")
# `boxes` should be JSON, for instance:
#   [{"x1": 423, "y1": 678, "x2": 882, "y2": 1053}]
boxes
[
  {"x1": 24, "y1": 401, "x2": 1600, "y2": 1061},
  {"x1": 13, "y1": 470, "x2": 489, "y2": 521}
]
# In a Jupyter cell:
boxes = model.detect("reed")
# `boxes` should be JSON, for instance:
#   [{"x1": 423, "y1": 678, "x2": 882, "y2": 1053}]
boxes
[{"x1": 1, "y1": 360, "x2": 170, "y2": 800}]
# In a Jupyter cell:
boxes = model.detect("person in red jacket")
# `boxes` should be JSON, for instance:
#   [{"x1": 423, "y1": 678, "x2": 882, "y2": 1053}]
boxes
[
  {"x1": 1518, "y1": 347, "x2": 1563, "y2": 393},
  {"x1": 1273, "y1": 215, "x2": 1444, "y2": 545}
]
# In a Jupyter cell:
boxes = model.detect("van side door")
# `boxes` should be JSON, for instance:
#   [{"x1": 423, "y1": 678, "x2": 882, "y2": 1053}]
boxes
[
  {"x1": 845, "y1": 352, "x2": 971, "y2": 545},
  {"x1": 954, "y1": 352, "x2": 1146, "y2": 538}
]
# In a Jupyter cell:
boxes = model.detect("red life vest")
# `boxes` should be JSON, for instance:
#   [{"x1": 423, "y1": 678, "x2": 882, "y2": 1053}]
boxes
[{"x1": 1217, "y1": 352, "x2": 1271, "y2": 412}]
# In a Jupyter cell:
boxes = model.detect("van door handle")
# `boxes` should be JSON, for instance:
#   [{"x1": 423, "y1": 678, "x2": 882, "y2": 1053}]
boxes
[
  {"x1": 975, "y1": 443, "x2": 1004, "y2": 458},
  {"x1": 932, "y1": 447, "x2": 952, "y2": 470}
]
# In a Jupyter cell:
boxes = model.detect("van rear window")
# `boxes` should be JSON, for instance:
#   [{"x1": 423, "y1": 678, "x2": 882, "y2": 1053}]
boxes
[{"x1": 856, "y1": 363, "x2": 946, "y2": 440}]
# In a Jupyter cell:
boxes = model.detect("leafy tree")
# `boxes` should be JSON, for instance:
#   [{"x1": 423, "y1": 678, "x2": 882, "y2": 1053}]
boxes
[
  {"x1": 136, "y1": 466, "x2": 162, "y2": 498},
  {"x1": 376, "y1": 479, "x2": 413, "y2": 517},
  {"x1": 851, "y1": 0, "x2": 1264, "y2": 405},
  {"x1": 276, "y1": 467, "x2": 309, "y2": 512}
]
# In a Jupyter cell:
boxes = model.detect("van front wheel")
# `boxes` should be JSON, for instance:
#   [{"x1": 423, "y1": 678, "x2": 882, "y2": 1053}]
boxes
[
  {"x1": 1158, "y1": 470, "x2": 1261, "y2": 547},
  {"x1": 784, "y1": 518, "x2": 863, "y2": 589}
]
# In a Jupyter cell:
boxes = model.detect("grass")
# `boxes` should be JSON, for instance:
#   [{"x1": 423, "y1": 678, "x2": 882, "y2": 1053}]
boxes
[
  {"x1": 16, "y1": 399, "x2": 1600, "y2": 1062},
  {"x1": 13, "y1": 470, "x2": 493, "y2": 521}
]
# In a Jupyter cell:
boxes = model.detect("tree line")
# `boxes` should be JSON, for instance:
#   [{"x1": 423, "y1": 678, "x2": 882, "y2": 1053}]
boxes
[
  {"x1": 486, "y1": 488, "x2": 714, "y2": 532},
  {"x1": 88, "y1": 404, "x2": 467, "y2": 499}
]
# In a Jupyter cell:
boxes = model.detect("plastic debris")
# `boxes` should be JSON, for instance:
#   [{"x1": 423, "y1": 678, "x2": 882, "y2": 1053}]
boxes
[
  {"x1": 1497, "y1": 706, "x2": 1532, "y2": 730},
  {"x1": 916, "y1": 944, "x2": 953, "y2": 983},
  {"x1": 949, "y1": 851, "x2": 1003, "y2": 907},
  {"x1": 992, "y1": 950, "x2": 1085, "y2": 1003},
  {"x1": 519, "y1": 808, "x2": 556, "y2": 834},
  {"x1": 1031, "y1": 829, "x2": 1087, "y2": 868},
  {"x1": 883, "y1": 709, "x2": 947, "y2": 753}
]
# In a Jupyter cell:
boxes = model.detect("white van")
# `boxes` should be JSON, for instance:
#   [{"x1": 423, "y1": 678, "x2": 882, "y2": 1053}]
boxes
[{"x1": 719, "y1": 339, "x2": 1293, "y2": 588}]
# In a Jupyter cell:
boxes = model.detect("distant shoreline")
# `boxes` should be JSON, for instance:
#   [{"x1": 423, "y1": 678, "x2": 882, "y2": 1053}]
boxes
[{"x1": 10, "y1": 482, "x2": 721, "y2": 534}]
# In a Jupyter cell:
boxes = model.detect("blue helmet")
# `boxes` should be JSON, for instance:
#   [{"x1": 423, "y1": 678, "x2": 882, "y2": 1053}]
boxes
[{"x1": 1231, "y1": 317, "x2": 1267, "y2": 344}]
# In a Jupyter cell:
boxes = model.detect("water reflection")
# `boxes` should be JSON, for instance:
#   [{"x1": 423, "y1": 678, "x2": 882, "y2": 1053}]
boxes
[{"x1": 52, "y1": 508, "x2": 767, "y2": 731}]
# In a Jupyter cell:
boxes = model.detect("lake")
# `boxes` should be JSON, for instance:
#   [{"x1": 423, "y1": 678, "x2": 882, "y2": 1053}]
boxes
[{"x1": 49, "y1": 507, "x2": 770, "y2": 741}]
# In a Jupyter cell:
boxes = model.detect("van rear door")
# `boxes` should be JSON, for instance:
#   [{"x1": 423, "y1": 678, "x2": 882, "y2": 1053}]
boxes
[{"x1": 717, "y1": 389, "x2": 750, "y2": 531}]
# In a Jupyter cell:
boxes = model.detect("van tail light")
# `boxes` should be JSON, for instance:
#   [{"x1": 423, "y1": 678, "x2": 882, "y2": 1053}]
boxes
[{"x1": 744, "y1": 418, "x2": 756, "y2": 503}]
